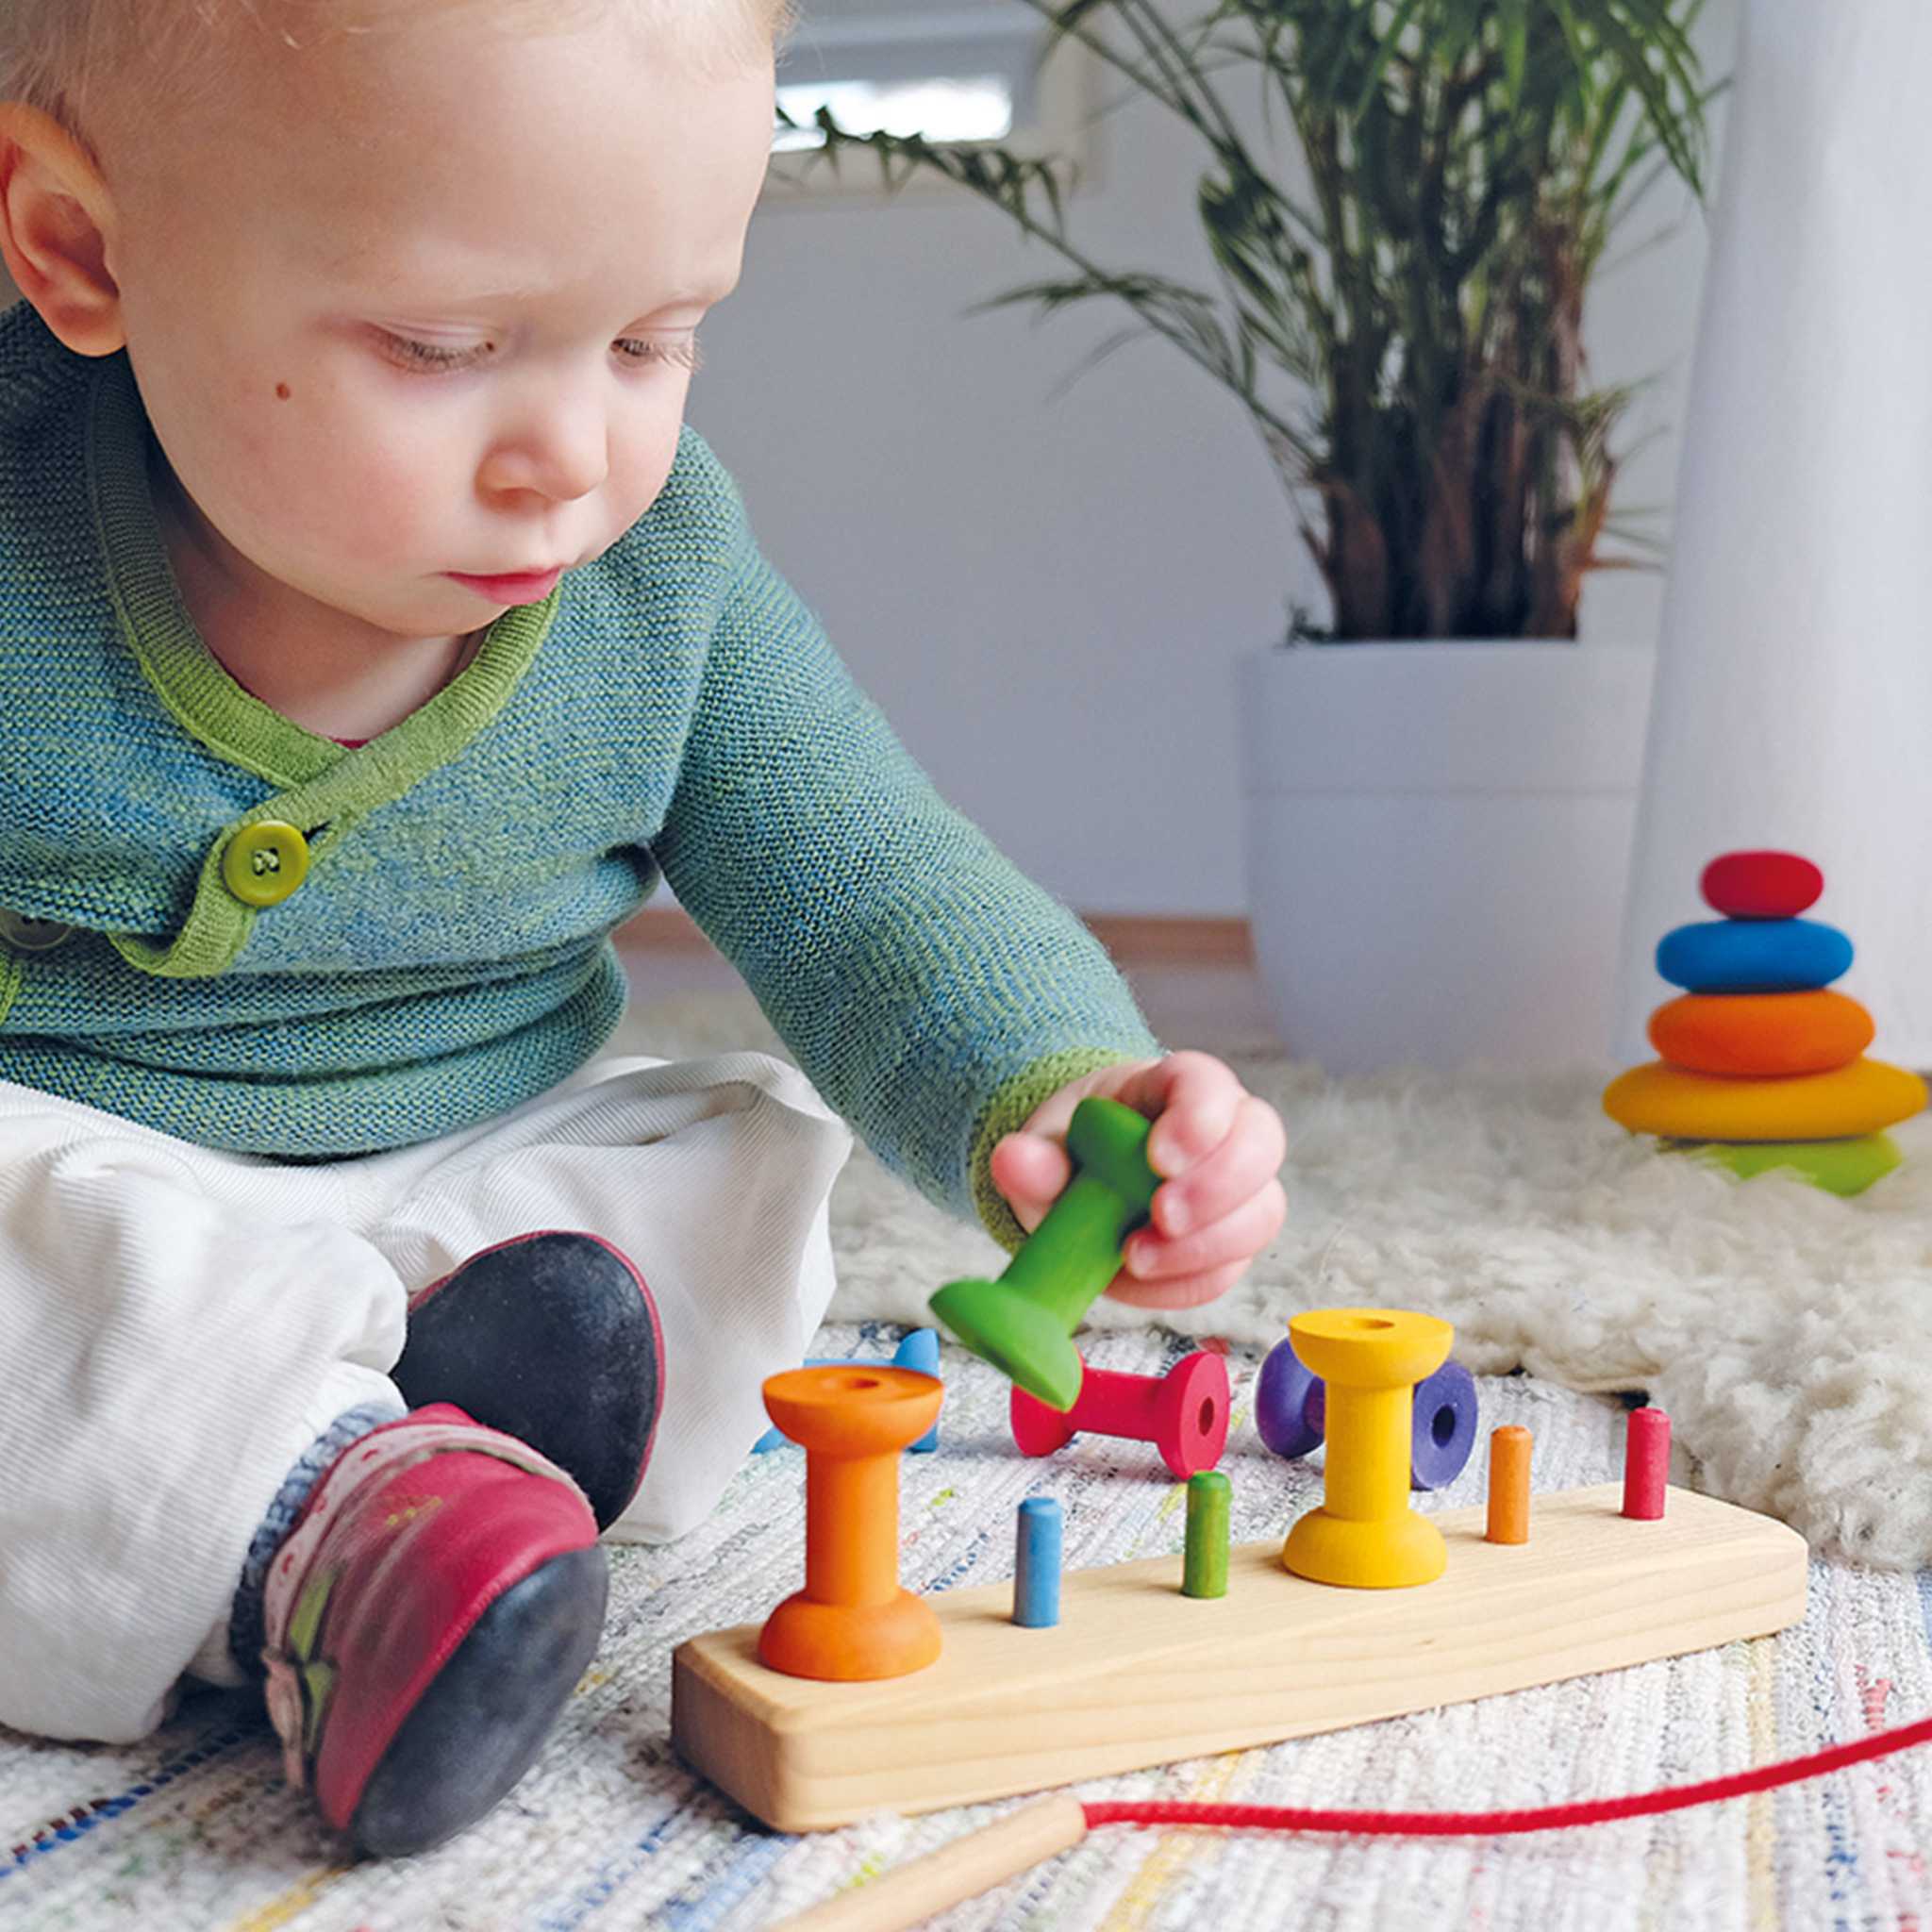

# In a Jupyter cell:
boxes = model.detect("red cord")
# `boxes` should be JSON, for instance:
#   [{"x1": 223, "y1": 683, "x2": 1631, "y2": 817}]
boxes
[{"x1": 1082, "y1": 1709, "x2": 1932, "y2": 1838}]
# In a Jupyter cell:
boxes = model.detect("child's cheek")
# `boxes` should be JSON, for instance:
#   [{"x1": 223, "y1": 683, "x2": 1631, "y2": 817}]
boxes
[
  {"x1": 606, "y1": 396, "x2": 688, "y2": 531},
  {"x1": 263, "y1": 387, "x2": 443, "y2": 564}
]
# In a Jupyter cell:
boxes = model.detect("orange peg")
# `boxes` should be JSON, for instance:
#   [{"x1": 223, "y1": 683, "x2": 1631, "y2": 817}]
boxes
[
  {"x1": 1485, "y1": 1425, "x2": 1531, "y2": 1544},
  {"x1": 758, "y1": 1364, "x2": 944, "y2": 1682}
]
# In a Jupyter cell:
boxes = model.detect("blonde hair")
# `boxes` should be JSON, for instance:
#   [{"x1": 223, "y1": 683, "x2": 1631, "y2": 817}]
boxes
[{"x1": 1, "y1": 0, "x2": 794, "y2": 140}]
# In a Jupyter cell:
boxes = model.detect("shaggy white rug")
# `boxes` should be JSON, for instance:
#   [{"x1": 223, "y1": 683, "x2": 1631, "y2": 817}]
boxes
[{"x1": 615, "y1": 990, "x2": 1932, "y2": 1572}]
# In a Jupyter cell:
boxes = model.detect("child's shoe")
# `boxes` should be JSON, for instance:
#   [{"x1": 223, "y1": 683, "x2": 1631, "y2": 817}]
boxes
[
  {"x1": 393, "y1": 1230, "x2": 663, "y2": 1530},
  {"x1": 260, "y1": 1404, "x2": 606, "y2": 1857}
]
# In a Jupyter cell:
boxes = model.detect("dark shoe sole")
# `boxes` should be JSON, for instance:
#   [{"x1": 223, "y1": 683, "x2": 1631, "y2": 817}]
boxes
[
  {"x1": 396, "y1": 1232, "x2": 662, "y2": 1530},
  {"x1": 350, "y1": 1542, "x2": 608, "y2": 1857}
]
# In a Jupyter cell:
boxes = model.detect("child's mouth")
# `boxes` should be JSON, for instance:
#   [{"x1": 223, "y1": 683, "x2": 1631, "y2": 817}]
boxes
[{"x1": 445, "y1": 566, "x2": 565, "y2": 603}]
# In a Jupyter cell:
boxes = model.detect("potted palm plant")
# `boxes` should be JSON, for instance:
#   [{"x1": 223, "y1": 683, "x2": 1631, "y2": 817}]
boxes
[{"x1": 800, "y1": 0, "x2": 1717, "y2": 1070}]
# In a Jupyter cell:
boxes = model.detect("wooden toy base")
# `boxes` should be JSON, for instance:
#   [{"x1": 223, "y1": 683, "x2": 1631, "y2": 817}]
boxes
[{"x1": 671, "y1": 1484, "x2": 1807, "y2": 1832}]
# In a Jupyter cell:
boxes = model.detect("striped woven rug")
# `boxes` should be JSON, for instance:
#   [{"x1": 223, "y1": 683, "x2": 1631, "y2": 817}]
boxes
[{"x1": 4, "y1": 1323, "x2": 1930, "y2": 1931}]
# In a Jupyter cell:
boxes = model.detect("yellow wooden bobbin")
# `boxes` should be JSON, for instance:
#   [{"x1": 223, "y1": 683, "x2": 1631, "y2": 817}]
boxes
[{"x1": 1281, "y1": 1307, "x2": 1453, "y2": 1590}]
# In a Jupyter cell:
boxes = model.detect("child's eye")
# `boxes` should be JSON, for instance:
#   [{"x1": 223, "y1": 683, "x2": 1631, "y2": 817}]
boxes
[
  {"x1": 617, "y1": 335, "x2": 704, "y2": 373},
  {"x1": 379, "y1": 333, "x2": 491, "y2": 372},
  {"x1": 376, "y1": 331, "x2": 702, "y2": 374}
]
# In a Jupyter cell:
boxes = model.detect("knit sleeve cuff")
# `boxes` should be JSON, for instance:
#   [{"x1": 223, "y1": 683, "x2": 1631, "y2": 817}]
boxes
[{"x1": 967, "y1": 1048, "x2": 1156, "y2": 1253}]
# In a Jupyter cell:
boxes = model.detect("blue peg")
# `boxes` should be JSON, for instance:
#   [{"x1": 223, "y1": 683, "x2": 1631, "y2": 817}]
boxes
[{"x1": 1012, "y1": 1495, "x2": 1063, "y2": 1628}]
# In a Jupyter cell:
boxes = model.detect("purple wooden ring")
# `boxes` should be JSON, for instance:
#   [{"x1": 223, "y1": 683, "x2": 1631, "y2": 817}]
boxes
[
  {"x1": 1255, "y1": 1336, "x2": 1324, "y2": 1459},
  {"x1": 1409, "y1": 1358, "x2": 1478, "y2": 1491}
]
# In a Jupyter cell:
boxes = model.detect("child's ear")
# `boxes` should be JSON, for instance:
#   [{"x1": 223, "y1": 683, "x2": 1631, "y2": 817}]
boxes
[{"x1": 0, "y1": 103, "x2": 125, "y2": 358}]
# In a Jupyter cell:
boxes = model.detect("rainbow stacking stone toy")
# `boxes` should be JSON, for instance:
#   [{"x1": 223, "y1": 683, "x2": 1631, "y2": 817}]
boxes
[{"x1": 1603, "y1": 850, "x2": 1926, "y2": 1195}]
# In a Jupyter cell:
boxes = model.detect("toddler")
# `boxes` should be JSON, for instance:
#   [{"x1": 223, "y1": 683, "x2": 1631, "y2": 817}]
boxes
[{"x1": 0, "y1": 0, "x2": 1288, "y2": 1855}]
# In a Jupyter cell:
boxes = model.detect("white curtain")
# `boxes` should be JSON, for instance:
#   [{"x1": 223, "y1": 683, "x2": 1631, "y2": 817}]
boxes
[{"x1": 1615, "y1": 0, "x2": 1932, "y2": 1068}]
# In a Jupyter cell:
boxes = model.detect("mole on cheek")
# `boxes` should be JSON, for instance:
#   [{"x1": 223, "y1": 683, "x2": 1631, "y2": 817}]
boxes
[{"x1": 275, "y1": 382, "x2": 292, "y2": 400}]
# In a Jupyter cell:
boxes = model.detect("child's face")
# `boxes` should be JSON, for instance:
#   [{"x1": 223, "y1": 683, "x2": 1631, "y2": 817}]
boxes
[{"x1": 94, "y1": 7, "x2": 774, "y2": 639}]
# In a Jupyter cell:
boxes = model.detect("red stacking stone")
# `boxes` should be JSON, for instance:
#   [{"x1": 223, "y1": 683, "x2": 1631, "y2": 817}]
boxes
[{"x1": 1700, "y1": 850, "x2": 1824, "y2": 920}]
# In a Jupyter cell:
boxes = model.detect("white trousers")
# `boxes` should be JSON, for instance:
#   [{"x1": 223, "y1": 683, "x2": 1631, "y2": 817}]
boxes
[{"x1": 0, "y1": 1051, "x2": 851, "y2": 1744}]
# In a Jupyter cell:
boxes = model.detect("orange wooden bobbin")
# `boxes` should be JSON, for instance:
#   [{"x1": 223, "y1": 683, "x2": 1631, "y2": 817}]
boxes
[
  {"x1": 1486, "y1": 1425, "x2": 1531, "y2": 1544},
  {"x1": 758, "y1": 1364, "x2": 945, "y2": 1682}
]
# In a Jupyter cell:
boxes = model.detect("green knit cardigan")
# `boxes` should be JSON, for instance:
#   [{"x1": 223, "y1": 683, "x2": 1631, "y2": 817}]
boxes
[{"x1": 0, "y1": 303, "x2": 1158, "y2": 1244}]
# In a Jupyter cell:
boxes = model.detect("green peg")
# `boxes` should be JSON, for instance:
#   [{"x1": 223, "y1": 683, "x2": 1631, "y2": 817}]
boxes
[
  {"x1": 929, "y1": 1095, "x2": 1159, "y2": 1410},
  {"x1": 1182, "y1": 1470, "x2": 1231, "y2": 1599}
]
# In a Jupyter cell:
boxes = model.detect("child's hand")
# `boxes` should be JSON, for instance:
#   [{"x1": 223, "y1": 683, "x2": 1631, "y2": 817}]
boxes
[{"x1": 989, "y1": 1052, "x2": 1287, "y2": 1309}]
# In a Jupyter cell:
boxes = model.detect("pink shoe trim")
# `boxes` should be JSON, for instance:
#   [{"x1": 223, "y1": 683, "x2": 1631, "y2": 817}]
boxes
[{"x1": 258, "y1": 1409, "x2": 585, "y2": 1789}]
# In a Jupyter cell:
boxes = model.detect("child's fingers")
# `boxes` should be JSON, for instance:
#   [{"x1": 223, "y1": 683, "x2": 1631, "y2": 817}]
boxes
[
  {"x1": 1126, "y1": 1178, "x2": 1286, "y2": 1285},
  {"x1": 1105, "y1": 1255, "x2": 1249, "y2": 1310},
  {"x1": 1015, "y1": 1058, "x2": 1163, "y2": 1146},
  {"x1": 989, "y1": 1131, "x2": 1072, "y2": 1231},
  {"x1": 1150, "y1": 1096, "x2": 1287, "y2": 1239},
  {"x1": 1109, "y1": 1051, "x2": 1247, "y2": 1174}
]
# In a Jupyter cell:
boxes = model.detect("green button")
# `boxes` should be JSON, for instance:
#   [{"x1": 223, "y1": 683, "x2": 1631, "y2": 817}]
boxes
[
  {"x1": 222, "y1": 822, "x2": 310, "y2": 907},
  {"x1": 0, "y1": 909, "x2": 74, "y2": 952}
]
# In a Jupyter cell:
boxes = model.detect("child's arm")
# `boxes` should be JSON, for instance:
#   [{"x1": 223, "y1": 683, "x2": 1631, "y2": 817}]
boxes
[{"x1": 652, "y1": 509, "x2": 1158, "y2": 1253}]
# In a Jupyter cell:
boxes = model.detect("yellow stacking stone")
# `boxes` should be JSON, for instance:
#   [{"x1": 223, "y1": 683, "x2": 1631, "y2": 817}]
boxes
[
  {"x1": 1649, "y1": 990, "x2": 1874, "y2": 1078},
  {"x1": 1604, "y1": 1057, "x2": 1928, "y2": 1142}
]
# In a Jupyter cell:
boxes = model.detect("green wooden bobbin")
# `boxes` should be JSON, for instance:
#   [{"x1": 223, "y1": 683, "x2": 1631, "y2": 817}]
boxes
[{"x1": 929, "y1": 1095, "x2": 1159, "y2": 1411}]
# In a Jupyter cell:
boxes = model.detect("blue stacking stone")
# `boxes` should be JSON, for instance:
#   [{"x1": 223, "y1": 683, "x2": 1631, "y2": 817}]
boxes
[{"x1": 1656, "y1": 917, "x2": 1853, "y2": 993}]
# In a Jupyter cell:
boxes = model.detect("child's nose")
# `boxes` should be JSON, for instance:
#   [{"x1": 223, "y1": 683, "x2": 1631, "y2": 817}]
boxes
[{"x1": 478, "y1": 401, "x2": 610, "y2": 505}]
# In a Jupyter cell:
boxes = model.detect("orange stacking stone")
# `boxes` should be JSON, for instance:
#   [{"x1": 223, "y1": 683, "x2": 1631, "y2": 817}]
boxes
[{"x1": 1649, "y1": 990, "x2": 1874, "y2": 1077}]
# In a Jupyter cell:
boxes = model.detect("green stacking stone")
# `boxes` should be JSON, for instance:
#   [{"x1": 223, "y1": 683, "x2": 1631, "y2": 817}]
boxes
[{"x1": 1663, "y1": 1134, "x2": 1903, "y2": 1198}]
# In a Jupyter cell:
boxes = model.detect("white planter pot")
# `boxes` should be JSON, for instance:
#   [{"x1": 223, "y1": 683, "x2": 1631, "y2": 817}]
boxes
[{"x1": 1238, "y1": 641, "x2": 1657, "y2": 1073}]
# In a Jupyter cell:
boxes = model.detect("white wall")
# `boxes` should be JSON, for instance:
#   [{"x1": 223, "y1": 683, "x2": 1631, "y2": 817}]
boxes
[
  {"x1": 693, "y1": 0, "x2": 1740, "y2": 914},
  {"x1": 22, "y1": 0, "x2": 1735, "y2": 917}
]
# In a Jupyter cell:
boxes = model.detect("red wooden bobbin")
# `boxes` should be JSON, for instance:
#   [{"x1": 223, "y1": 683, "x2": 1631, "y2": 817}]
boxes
[{"x1": 1010, "y1": 1351, "x2": 1229, "y2": 1479}]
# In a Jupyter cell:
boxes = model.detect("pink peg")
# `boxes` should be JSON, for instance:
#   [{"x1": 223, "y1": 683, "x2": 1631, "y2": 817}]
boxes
[
  {"x1": 1010, "y1": 1351, "x2": 1230, "y2": 1479},
  {"x1": 1622, "y1": 1407, "x2": 1670, "y2": 1520}
]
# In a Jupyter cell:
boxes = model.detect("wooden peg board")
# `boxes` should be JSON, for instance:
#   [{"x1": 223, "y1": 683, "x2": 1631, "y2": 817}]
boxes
[{"x1": 671, "y1": 1484, "x2": 1807, "y2": 1832}]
